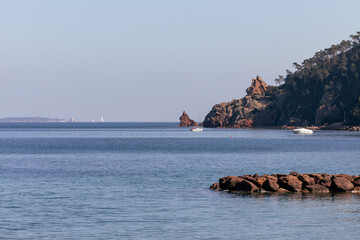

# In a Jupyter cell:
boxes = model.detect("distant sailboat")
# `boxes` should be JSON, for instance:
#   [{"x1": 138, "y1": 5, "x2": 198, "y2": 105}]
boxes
[{"x1": 100, "y1": 116, "x2": 104, "y2": 122}]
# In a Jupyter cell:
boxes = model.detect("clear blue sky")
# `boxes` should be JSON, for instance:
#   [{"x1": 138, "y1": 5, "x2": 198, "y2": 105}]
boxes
[{"x1": 1, "y1": 0, "x2": 359, "y2": 122}]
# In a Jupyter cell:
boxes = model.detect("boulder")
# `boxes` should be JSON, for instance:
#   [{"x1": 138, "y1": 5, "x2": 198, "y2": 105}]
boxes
[
  {"x1": 289, "y1": 171, "x2": 299, "y2": 176},
  {"x1": 353, "y1": 178, "x2": 360, "y2": 187},
  {"x1": 178, "y1": 111, "x2": 198, "y2": 127},
  {"x1": 209, "y1": 182, "x2": 220, "y2": 191},
  {"x1": 298, "y1": 174, "x2": 316, "y2": 186},
  {"x1": 242, "y1": 175, "x2": 267, "y2": 187},
  {"x1": 309, "y1": 173, "x2": 332, "y2": 187},
  {"x1": 234, "y1": 180, "x2": 259, "y2": 192},
  {"x1": 219, "y1": 176, "x2": 242, "y2": 191},
  {"x1": 262, "y1": 178, "x2": 280, "y2": 192},
  {"x1": 278, "y1": 175, "x2": 303, "y2": 192},
  {"x1": 334, "y1": 174, "x2": 353, "y2": 181},
  {"x1": 305, "y1": 184, "x2": 330, "y2": 193},
  {"x1": 331, "y1": 176, "x2": 354, "y2": 192}
]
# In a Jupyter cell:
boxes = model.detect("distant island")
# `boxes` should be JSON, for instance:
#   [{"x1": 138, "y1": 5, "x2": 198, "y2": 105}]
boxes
[
  {"x1": 0, "y1": 117, "x2": 68, "y2": 122},
  {"x1": 199, "y1": 31, "x2": 360, "y2": 129}
]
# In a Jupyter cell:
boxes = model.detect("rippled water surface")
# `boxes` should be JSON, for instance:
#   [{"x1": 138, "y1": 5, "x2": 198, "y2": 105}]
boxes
[{"x1": 0, "y1": 122, "x2": 360, "y2": 239}]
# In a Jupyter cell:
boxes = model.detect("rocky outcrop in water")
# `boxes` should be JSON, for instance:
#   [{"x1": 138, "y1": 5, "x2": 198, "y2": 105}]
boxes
[
  {"x1": 178, "y1": 111, "x2": 198, "y2": 127},
  {"x1": 210, "y1": 172, "x2": 360, "y2": 193},
  {"x1": 202, "y1": 76, "x2": 279, "y2": 128}
]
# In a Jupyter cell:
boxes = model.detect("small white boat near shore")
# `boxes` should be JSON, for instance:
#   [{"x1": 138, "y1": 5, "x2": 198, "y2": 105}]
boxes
[
  {"x1": 190, "y1": 127, "x2": 203, "y2": 132},
  {"x1": 293, "y1": 128, "x2": 313, "y2": 134}
]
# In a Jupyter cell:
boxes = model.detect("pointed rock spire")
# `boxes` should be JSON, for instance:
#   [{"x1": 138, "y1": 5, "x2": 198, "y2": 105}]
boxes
[
  {"x1": 246, "y1": 75, "x2": 267, "y2": 96},
  {"x1": 178, "y1": 111, "x2": 198, "y2": 127}
]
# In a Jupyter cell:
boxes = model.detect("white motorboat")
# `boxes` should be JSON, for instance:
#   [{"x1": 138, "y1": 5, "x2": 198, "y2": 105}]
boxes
[
  {"x1": 190, "y1": 127, "x2": 203, "y2": 132},
  {"x1": 293, "y1": 128, "x2": 313, "y2": 134}
]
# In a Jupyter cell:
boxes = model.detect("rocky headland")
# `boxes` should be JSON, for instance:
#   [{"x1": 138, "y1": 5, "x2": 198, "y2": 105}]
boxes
[
  {"x1": 202, "y1": 76, "x2": 360, "y2": 131},
  {"x1": 178, "y1": 111, "x2": 198, "y2": 127},
  {"x1": 210, "y1": 172, "x2": 360, "y2": 193},
  {"x1": 202, "y1": 33, "x2": 360, "y2": 129},
  {"x1": 202, "y1": 76, "x2": 279, "y2": 128}
]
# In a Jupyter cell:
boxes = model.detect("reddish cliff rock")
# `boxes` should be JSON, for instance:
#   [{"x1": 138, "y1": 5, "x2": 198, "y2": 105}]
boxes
[
  {"x1": 178, "y1": 111, "x2": 198, "y2": 127},
  {"x1": 246, "y1": 76, "x2": 267, "y2": 96},
  {"x1": 202, "y1": 76, "x2": 278, "y2": 128}
]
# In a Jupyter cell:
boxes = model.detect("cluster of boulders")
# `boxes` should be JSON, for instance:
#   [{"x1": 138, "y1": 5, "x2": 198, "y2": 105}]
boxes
[
  {"x1": 210, "y1": 172, "x2": 360, "y2": 193},
  {"x1": 178, "y1": 111, "x2": 198, "y2": 127}
]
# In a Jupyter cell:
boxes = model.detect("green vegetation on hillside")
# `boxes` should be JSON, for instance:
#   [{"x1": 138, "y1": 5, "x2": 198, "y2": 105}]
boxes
[{"x1": 276, "y1": 32, "x2": 360, "y2": 125}]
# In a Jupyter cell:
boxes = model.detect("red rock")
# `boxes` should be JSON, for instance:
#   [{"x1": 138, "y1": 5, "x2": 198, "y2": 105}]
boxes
[
  {"x1": 178, "y1": 111, "x2": 198, "y2": 127},
  {"x1": 232, "y1": 119, "x2": 253, "y2": 128},
  {"x1": 278, "y1": 175, "x2": 303, "y2": 192},
  {"x1": 274, "y1": 174, "x2": 288, "y2": 178},
  {"x1": 334, "y1": 174, "x2": 353, "y2": 181},
  {"x1": 351, "y1": 175, "x2": 360, "y2": 181},
  {"x1": 234, "y1": 180, "x2": 259, "y2": 192},
  {"x1": 289, "y1": 171, "x2": 299, "y2": 176},
  {"x1": 202, "y1": 76, "x2": 278, "y2": 128},
  {"x1": 219, "y1": 176, "x2": 235, "y2": 190},
  {"x1": 213, "y1": 173, "x2": 360, "y2": 194},
  {"x1": 352, "y1": 186, "x2": 360, "y2": 193},
  {"x1": 331, "y1": 177, "x2": 354, "y2": 192},
  {"x1": 309, "y1": 173, "x2": 332, "y2": 187},
  {"x1": 305, "y1": 184, "x2": 330, "y2": 193},
  {"x1": 298, "y1": 174, "x2": 316, "y2": 186},
  {"x1": 264, "y1": 175, "x2": 278, "y2": 181},
  {"x1": 353, "y1": 178, "x2": 360, "y2": 187},
  {"x1": 262, "y1": 178, "x2": 280, "y2": 192},
  {"x1": 246, "y1": 76, "x2": 267, "y2": 96},
  {"x1": 219, "y1": 176, "x2": 244, "y2": 191},
  {"x1": 243, "y1": 175, "x2": 267, "y2": 187},
  {"x1": 209, "y1": 182, "x2": 220, "y2": 191}
]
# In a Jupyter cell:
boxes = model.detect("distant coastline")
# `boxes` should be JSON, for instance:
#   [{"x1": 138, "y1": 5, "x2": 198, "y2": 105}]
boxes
[{"x1": 0, "y1": 117, "x2": 68, "y2": 123}]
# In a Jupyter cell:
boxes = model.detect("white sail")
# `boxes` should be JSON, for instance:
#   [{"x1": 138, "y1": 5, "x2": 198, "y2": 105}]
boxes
[{"x1": 100, "y1": 116, "x2": 104, "y2": 122}]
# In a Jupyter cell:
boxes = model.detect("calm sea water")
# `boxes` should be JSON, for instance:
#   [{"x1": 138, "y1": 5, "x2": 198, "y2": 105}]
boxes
[{"x1": 1, "y1": 122, "x2": 360, "y2": 239}]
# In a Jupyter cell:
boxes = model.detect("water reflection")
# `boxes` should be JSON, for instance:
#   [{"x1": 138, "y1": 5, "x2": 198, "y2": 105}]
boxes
[{"x1": 221, "y1": 191, "x2": 360, "y2": 202}]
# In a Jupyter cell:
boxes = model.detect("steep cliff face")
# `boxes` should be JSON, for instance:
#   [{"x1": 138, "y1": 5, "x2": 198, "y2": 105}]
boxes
[
  {"x1": 178, "y1": 111, "x2": 198, "y2": 127},
  {"x1": 202, "y1": 76, "x2": 278, "y2": 128}
]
